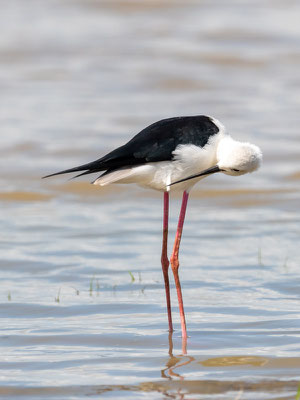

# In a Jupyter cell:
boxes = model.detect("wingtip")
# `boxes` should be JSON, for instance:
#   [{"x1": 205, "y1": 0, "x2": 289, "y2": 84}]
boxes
[
  {"x1": 42, "y1": 173, "x2": 56, "y2": 179},
  {"x1": 41, "y1": 159, "x2": 104, "y2": 180},
  {"x1": 42, "y1": 171, "x2": 68, "y2": 179}
]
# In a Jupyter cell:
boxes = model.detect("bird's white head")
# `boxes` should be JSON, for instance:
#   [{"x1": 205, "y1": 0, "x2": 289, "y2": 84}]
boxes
[
  {"x1": 217, "y1": 136, "x2": 262, "y2": 176},
  {"x1": 170, "y1": 133, "x2": 262, "y2": 187}
]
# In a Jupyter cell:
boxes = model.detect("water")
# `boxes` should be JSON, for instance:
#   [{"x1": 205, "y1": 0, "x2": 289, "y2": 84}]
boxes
[{"x1": 1, "y1": 0, "x2": 300, "y2": 398}]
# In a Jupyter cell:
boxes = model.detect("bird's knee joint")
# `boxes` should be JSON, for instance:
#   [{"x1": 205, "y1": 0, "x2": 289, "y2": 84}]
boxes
[
  {"x1": 161, "y1": 256, "x2": 170, "y2": 271},
  {"x1": 170, "y1": 257, "x2": 179, "y2": 271}
]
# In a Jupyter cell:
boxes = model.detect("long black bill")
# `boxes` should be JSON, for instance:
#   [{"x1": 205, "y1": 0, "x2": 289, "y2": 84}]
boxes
[{"x1": 170, "y1": 165, "x2": 221, "y2": 186}]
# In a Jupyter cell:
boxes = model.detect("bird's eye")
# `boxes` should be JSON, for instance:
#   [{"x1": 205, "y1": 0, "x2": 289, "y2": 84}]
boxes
[{"x1": 232, "y1": 169, "x2": 240, "y2": 172}]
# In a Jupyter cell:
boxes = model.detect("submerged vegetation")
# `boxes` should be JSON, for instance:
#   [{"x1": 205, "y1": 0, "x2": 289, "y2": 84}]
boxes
[{"x1": 54, "y1": 288, "x2": 61, "y2": 303}]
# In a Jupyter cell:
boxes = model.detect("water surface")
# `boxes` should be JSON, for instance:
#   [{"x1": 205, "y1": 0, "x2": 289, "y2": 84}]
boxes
[{"x1": 1, "y1": 0, "x2": 300, "y2": 398}]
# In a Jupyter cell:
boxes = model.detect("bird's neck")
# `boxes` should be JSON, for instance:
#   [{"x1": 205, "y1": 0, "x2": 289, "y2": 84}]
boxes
[{"x1": 216, "y1": 135, "x2": 236, "y2": 162}]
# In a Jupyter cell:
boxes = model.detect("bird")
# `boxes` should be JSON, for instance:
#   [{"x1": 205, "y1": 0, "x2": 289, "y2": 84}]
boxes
[{"x1": 43, "y1": 115, "x2": 262, "y2": 340}]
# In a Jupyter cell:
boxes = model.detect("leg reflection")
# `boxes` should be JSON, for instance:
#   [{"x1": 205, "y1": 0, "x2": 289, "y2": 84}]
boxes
[
  {"x1": 168, "y1": 332, "x2": 173, "y2": 356},
  {"x1": 161, "y1": 332, "x2": 194, "y2": 380},
  {"x1": 168, "y1": 331, "x2": 187, "y2": 356}
]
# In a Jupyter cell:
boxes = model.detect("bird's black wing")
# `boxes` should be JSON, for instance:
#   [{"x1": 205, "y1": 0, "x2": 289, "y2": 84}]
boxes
[{"x1": 43, "y1": 115, "x2": 219, "y2": 178}]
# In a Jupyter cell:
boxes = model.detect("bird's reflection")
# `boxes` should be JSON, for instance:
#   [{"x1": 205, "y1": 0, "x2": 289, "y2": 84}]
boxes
[{"x1": 161, "y1": 332, "x2": 194, "y2": 381}]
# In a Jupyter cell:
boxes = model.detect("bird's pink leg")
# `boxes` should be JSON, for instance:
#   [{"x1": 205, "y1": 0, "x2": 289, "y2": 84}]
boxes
[
  {"x1": 170, "y1": 191, "x2": 189, "y2": 340},
  {"x1": 161, "y1": 191, "x2": 173, "y2": 332}
]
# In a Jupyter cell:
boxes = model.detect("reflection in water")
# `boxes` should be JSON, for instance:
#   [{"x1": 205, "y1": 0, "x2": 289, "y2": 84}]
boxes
[
  {"x1": 158, "y1": 338, "x2": 297, "y2": 398},
  {"x1": 159, "y1": 333, "x2": 195, "y2": 399},
  {"x1": 161, "y1": 333, "x2": 194, "y2": 382},
  {"x1": 167, "y1": 331, "x2": 187, "y2": 356}
]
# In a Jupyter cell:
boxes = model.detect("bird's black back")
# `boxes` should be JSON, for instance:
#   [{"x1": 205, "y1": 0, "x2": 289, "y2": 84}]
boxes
[
  {"x1": 44, "y1": 116, "x2": 220, "y2": 178},
  {"x1": 114, "y1": 115, "x2": 219, "y2": 162}
]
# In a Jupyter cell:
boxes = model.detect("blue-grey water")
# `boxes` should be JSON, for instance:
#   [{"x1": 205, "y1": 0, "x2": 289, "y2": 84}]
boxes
[{"x1": 1, "y1": 0, "x2": 300, "y2": 399}]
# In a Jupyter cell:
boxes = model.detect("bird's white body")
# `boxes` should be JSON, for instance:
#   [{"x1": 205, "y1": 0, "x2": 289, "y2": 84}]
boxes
[
  {"x1": 93, "y1": 118, "x2": 262, "y2": 192},
  {"x1": 93, "y1": 140, "x2": 220, "y2": 192}
]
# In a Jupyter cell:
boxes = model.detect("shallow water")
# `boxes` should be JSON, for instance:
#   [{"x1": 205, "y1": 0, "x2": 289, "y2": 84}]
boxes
[{"x1": 1, "y1": 0, "x2": 300, "y2": 399}]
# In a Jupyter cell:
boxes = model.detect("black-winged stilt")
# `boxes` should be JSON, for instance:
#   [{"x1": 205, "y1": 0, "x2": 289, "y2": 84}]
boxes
[{"x1": 44, "y1": 115, "x2": 262, "y2": 340}]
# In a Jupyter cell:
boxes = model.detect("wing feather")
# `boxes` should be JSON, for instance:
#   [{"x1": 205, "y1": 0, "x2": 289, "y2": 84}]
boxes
[{"x1": 43, "y1": 115, "x2": 219, "y2": 179}]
